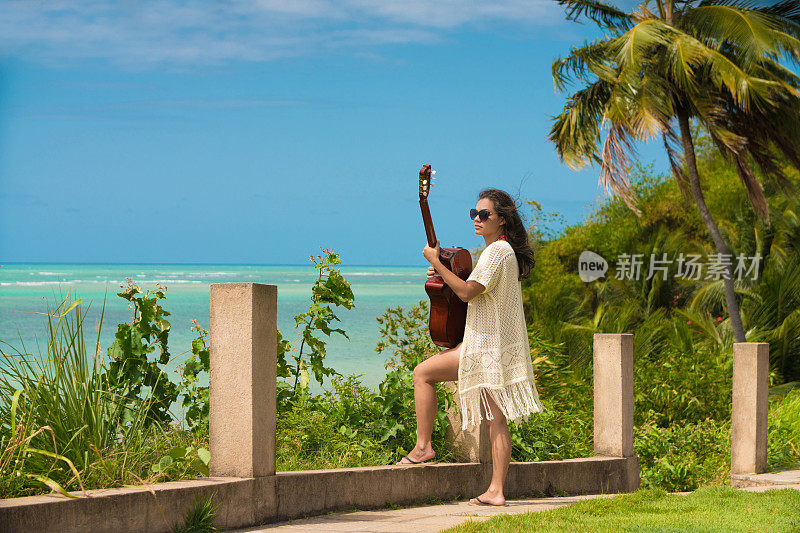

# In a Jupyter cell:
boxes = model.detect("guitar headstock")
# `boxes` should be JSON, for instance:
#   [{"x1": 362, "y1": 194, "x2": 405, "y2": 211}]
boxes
[{"x1": 418, "y1": 164, "x2": 436, "y2": 199}]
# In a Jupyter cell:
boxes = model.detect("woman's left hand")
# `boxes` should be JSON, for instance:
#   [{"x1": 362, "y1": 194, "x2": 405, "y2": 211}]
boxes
[{"x1": 422, "y1": 240, "x2": 441, "y2": 264}]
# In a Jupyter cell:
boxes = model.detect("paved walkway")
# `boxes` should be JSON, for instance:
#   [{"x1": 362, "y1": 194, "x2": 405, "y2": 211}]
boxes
[
  {"x1": 228, "y1": 492, "x2": 620, "y2": 532},
  {"x1": 228, "y1": 470, "x2": 800, "y2": 533},
  {"x1": 732, "y1": 468, "x2": 800, "y2": 488}
]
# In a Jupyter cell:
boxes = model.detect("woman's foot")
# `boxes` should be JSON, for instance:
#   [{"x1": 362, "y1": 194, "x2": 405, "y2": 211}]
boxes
[
  {"x1": 469, "y1": 488, "x2": 506, "y2": 506},
  {"x1": 396, "y1": 445, "x2": 436, "y2": 465}
]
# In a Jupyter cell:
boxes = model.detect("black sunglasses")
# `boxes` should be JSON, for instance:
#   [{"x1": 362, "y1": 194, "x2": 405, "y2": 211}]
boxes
[{"x1": 470, "y1": 208, "x2": 492, "y2": 222}]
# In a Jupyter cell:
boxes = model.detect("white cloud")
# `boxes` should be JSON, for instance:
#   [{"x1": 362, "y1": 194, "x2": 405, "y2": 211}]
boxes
[
  {"x1": 345, "y1": 0, "x2": 556, "y2": 27},
  {"x1": 0, "y1": 0, "x2": 561, "y2": 66}
]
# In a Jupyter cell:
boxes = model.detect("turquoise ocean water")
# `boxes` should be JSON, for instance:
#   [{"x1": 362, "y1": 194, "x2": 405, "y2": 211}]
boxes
[{"x1": 0, "y1": 263, "x2": 429, "y2": 395}]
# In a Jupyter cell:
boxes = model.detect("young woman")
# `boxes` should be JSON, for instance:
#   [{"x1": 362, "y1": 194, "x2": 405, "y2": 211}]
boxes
[{"x1": 396, "y1": 188, "x2": 545, "y2": 507}]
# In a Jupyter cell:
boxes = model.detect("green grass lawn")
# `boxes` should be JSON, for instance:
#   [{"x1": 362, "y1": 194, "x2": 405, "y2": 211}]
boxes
[{"x1": 445, "y1": 485, "x2": 800, "y2": 532}]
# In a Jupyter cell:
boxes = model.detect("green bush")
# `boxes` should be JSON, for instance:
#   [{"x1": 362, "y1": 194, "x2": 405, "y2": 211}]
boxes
[
  {"x1": 277, "y1": 376, "x2": 390, "y2": 470},
  {"x1": 768, "y1": 387, "x2": 800, "y2": 470},
  {"x1": 373, "y1": 301, "x2": 456, "y2": 461},
  {"x1": 635, "y1": 417, "x2": 731, "y2": 492},
  {"x1": 277, "y1": 248, "x2": 355, "y2": 411},
  {"x1": 634, "y1": 342, "x2": 732, "y2": 427},
  {"x1": 104, "y1": 280, "x2": 177, "y2": 428},
  {"x1": 0, "y1": 291, "x2": 208, "y2": 498},
  {"x1": 274, "y1": 297, "x2": 459, "y2": 469},
  {"x1": 509, "y1": 401, "x2": 593, "y2": 461}
]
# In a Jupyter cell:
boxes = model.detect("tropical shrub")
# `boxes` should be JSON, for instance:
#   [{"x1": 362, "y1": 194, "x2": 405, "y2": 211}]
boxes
[
  {"x1": 277, "y1": 248, "x2": 355, "y2": 412},
  {"x1": 0, "y1": 291, "x2": 208, "y2": 498},
  {"x1": 104, "y1": 280, "x2": 177, "y2": 428}
]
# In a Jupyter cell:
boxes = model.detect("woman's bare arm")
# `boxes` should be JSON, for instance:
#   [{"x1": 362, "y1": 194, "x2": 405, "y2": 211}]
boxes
[{"x1": 426, "y1": 260, "x2": 484, "y2": 302}]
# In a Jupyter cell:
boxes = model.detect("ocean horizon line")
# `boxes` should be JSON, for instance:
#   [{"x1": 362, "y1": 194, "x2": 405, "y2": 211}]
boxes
[{"x1": 0, "y1": 261, "x2": 428, "y2": 268}]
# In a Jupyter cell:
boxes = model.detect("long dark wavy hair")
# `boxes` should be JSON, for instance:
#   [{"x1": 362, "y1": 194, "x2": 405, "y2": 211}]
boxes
[{"x1": 478, "y1": 188, "x2": 536, "y2": 280}]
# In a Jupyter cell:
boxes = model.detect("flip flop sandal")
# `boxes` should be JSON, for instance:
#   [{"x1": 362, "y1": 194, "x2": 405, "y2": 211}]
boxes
[
  {"x1": 470, "y1": 496, "x2": 506, "y2": 506},
  {"x1": 398, "y1": 454, "x2": 435, "y2": 465}
]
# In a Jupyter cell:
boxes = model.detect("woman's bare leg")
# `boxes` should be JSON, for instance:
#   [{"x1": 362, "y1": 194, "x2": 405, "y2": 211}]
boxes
[
  {"x1": 396, "y1": 342, "x2": 461, "y2": 465},
  {"x1": 469, "y1": 391, "x2": 510, "y2": 505}
]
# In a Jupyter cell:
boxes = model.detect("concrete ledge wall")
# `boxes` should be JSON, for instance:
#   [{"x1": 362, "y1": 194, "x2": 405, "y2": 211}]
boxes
[
  {"x1": 275, "y1": 462, "x2": 484, "y2": 519},
  {"x1": 505, "y1": 456, "x2": 639, "y2": 498},
  {"x1": 0, "y1": 457, "x2": 638, "y2": 532},
  {"x1": 276, "y1": 457, "x2": 638, "y2": 518},
  {"x1": 0, "y1": 477, "x2": 273, "y2": 533}
]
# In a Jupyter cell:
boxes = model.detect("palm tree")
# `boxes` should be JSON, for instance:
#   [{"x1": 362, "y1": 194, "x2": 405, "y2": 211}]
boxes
[{"x1": 548, "y1": 0, "x2": 800, "y2": 342}]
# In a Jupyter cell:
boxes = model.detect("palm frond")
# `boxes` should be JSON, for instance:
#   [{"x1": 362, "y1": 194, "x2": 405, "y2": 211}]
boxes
[
  {"x1": 616, "y1": 18, "x2": 788, "y2": 111},
  {"x1": 552, "y1": 38, "x2": 619, "y2": 91},
  {"x1": 768, "y1": 112, "x2": 800, "y2": 174},
  {"x1": 755, "y1": 55, "x2": 800, "y2": 90},
  {"x1": 733, "y1": 153, "x2": 771, "y2": 224},
  {"x1": 697, "y1": 86, "x2": 800, "y2": 199},
  {"x1": 608, "y1": 17, "x2": 780, "y2": 112},
  {"x1": 732, "y1": 120, "x2": 800, "y2": 199},
  {"x1": 683, "y1": 4, "x2": 783, "y2": 62},
  {"x1": 690, "y1": 275, "x2": 761, "y2": 312},
  {"x1": 757, "y1": 0, "x2": 800, "y2": 24},
  {"x1": 662, "y1": 127, "x2": 693, "y2": 200},
  {"x1": 616, "y1": 19, "x2": 673, "y2": 72},
  {"x1": 746, "y1": 254, "x2": 800, "y2": 374},
  {"x1": 702, "y1": 110, "x2": 748, "y2": 152},
  {"x1": 627, "y1": 73, "x2": 674, "y2": 138},
  {"x1": 749, "y1": 87, "x2": 800, "y2": 166},
  {"x1": 599, "y1": 122, "x2": 642, "y2": 215},
  {"x1": 698, "y1": 0, "x2": 800, "y2": 39},
  {"x1": 769, "y1": 308, "x2": 800, "y2": 377},
  {"x1": 665, "y1": 34, "x2": 707, "y2": 93},
  {"x1": 688, "y1": 2, "x2": 800, "y2": 84},
  {"x1": 549, "y1": 80, "x2": 612, "y2": 169},
  {"x1": 555, "y1": 0, "x2": 634, "y2": 31},
  {"x1": 679, "y1": 3, "x2": 800, "y2": 97},
  {"x1": 770, "y1": 28, "x2": 800, "y2": 70},
  {"x1": 675, "y1": 306, "x2": 727, "y2": 349},
  {"x1": 770, "y1": 203, "x2": 800, "y2": 260},
  {"x1": 633, "y1": 307, "x2": 671, "y2": 360}
]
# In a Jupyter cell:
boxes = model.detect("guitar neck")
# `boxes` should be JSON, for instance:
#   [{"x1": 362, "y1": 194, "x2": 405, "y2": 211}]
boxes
[{"x1": 419, "y1": 198, "x2": 437, "y2": 247}]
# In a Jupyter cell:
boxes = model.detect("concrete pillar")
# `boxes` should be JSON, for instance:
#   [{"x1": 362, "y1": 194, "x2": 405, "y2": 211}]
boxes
[
  {"x1": 731, "y1": 342, "x2": 769, "y2": 475},
  {"x1": 209, "y1": 282, "x2": 277, "y2": 477},
  {"x1": 593, "y1": 333, "x2": 634, "y2": 457},
  {"x1": 444, "y1": 381, "x2": 491, "y2": 463}
]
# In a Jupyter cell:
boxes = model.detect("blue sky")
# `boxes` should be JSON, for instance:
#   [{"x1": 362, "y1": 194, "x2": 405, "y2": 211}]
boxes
[{"x1": 0, "y1": 0, "x2": 666, "y2": 266}]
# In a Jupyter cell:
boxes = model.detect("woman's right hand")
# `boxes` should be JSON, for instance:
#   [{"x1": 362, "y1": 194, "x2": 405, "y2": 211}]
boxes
[{"x1": 426, "y1": 265, "x2": 436, "y2": 279}]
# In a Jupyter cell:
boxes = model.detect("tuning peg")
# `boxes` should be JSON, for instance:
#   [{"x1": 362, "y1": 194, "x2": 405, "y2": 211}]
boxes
[{"x1": 431, "y1": 169, "x2": 436, "y2": 175}]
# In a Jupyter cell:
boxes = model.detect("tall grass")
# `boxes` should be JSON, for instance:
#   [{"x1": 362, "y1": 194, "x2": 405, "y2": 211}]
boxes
[{"x1": 0, "y1": 289, "x2": 205, "y2": 498}]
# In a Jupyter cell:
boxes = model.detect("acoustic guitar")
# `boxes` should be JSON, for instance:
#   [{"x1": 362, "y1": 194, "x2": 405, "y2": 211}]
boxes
[{"x1": 418, "y1": 164, "x2": 473, "y2": 348}]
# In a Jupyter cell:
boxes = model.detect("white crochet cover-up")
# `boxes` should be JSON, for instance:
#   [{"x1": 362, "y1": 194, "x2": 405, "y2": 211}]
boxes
[{"x1": 458, "y1": 239, "x2": 545, "y2": 431}]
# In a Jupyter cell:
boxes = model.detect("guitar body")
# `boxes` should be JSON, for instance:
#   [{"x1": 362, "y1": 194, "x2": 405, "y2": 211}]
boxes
[
  {"x1": 425, "y1": 247, "x2": 473, "y2": 348},
  {"x1": 417, "y1": 164, "x2": 473, "y2": 349}
]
